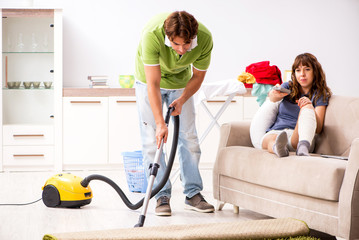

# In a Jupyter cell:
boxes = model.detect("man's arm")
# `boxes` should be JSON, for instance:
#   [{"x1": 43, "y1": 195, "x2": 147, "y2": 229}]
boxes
[
  {"x1": 169, "y1": 67, "x2": 207, "y2": 116},
  {"x1": 144, "y1": 65, "x2": 168, "y2": 147}
]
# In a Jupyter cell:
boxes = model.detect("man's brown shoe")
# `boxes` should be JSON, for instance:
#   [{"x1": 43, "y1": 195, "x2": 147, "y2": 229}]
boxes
[
  {"x1": 155, "y1": 196, "x2": 171, "y2": 216},
  {"x1": 184, "y1": 193, "x2": 214, "y2": 213}
]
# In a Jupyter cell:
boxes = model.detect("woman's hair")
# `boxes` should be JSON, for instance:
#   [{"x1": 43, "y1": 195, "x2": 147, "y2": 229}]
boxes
[
  {"x1": 164, "y1": 11, "x2": 198, "y2": 43},
  {"x1": 289, "y1": 53, "x2": 332, "y2": 104}
]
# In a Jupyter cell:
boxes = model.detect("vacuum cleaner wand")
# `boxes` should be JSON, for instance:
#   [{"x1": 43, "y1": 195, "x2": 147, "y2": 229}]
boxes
[
  {"x1": 80, "y1": 107, "x2": 179, "y2": 226},
  {"x1": 134, "y1": 106, "x2": 177, "y2": 227}
]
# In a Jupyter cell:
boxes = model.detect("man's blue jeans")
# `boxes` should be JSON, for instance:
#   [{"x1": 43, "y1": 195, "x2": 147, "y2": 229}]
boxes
[{"x1": 135, "y1": 81, "x2": 203, "y2": 199}]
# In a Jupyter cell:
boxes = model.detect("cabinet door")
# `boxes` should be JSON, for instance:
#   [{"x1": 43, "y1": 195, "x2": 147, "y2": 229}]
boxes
[
  {"x1": 2, "y1": 9, "x2": 56, "y2": 125},
  {"x1": 108, "y1": 97, "x2": 141, "y2": 164},
  {"x1": 63, "y1": 97, "x2": 108, "y2": 165}
]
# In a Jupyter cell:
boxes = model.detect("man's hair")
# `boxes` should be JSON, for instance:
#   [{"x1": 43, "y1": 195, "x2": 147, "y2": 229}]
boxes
[
  {"x1": 164, "y1": 11, "x2": 198, "y2": 43},
  {"x1": 289, "y1": 53, "x2": 332, "y2": 104}
]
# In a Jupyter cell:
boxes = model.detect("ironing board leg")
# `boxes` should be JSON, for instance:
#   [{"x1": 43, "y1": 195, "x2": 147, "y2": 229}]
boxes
[{"x1": 199, "y1": 92, "x2": 237, "y2": 144}]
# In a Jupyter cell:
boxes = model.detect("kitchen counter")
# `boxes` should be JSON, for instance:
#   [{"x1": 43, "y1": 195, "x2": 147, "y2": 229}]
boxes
[
  {"x1": 63, "y1": 88, "x2": 135, "y2": 97},
  {"x1": 63, "y1": 87, "x2": 253, "y2": 97}
]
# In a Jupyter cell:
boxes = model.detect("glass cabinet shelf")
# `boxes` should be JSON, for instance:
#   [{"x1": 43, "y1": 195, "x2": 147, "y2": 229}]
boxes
[
  {"x1": 2, "y1": 52, "x2": 54, "y2": 54},
  {"x1": 3, "y1": 87, "x2": 54, "y2": 90}
]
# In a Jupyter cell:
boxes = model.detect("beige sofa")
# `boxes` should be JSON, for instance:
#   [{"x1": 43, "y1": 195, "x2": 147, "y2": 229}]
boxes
[{"x1": 213, "y1": 95, "x2": 359, "y2": 240}]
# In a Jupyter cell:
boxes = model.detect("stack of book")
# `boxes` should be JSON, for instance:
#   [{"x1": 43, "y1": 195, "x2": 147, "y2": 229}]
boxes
[{"x1": 88, "y1": 75, "x2": 109, "y2": 88}]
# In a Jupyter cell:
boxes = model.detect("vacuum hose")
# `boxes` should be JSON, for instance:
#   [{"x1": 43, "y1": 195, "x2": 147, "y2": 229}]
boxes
[{"x1": 80, "y1": 107, "x2": 179, "y2": 210}]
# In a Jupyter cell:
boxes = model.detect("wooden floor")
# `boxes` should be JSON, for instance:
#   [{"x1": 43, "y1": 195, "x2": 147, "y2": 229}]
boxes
[
  {"x1": 0, "y1": 169, "x2": 268, "y2": 239},
  {"x1": 0, "y1": 169, "x2": 339, "y2": 240}
]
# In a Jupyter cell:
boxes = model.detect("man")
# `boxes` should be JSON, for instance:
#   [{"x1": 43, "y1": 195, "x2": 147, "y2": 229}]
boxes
[{"x1": 135, "y1": 11, "x2": 214, "y2": 216}]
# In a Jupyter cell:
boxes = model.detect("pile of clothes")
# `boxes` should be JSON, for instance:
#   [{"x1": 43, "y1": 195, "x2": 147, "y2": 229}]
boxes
[{"x1": 237, "y1": 61, "x2": 282, "y2": 106}]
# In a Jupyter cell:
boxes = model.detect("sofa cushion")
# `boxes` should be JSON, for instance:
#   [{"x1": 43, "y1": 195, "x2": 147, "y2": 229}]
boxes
[{"x1": 217, "y1": 146, "x2": 346, "y2": 201}]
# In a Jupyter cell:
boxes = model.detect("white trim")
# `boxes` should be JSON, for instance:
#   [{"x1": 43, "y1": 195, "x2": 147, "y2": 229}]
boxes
[
  {"x1": 135, "y1": 80, "x2": 185, "y2": 91},
  {"x1": 0, "y1": 15, "x2": 2, "y2": 172},
  {"x1": 193, "y1": 65, "x2": 207, "y2": 72},
  {"x1": 165, "y1": 35, "x2": 172, "y2": 47},
  {"x1": 160, "y1": 86, "x2": 185, "y2": 90},
  {"x1": 135, "y1": 80, "x2": 146, "y2": 86},
  {"x1": 54, "y1": 9, "x2": 63, "y2": 172},
  {"x1": 164, "y1": 35, "x2": 198, "y2": 52},
  {"x1": 189, "y1": 36, "x2": 198, "y2": 51},
  {"x1": 143, "y1": 63, "x2": 160, "y2": 67}
]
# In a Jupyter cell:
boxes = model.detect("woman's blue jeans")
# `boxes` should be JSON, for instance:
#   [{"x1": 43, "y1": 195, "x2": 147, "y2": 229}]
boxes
[{"x1": 135, "y1": 81, "x2": 203, "y2": 200}]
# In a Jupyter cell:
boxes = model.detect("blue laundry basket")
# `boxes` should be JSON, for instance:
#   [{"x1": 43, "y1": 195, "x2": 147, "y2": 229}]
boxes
[{"x1": 122, "y1": 151, "x2": 148, "y2": 193}]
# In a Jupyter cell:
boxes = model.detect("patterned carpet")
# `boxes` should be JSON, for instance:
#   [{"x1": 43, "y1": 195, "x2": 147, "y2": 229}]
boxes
[{"x1": 43, "y1": 218, "x2": 309, "y2": 240}]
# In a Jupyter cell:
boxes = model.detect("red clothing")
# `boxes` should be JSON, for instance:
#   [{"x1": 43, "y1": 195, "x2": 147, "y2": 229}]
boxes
[{"x1": 245, "y1": 61, "x2": 282, "y2": 85}]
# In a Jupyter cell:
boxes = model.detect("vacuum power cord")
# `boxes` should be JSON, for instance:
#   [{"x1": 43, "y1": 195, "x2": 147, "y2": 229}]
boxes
[{"x1": 0, "y1": 198, "x2": 42, "y2": 206}]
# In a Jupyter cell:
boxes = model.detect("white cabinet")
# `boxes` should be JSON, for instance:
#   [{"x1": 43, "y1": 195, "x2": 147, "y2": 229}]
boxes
[
  {"x1": 108, "y1": 96, "x2": 141, "y2": 164},
  {"x1": 63, "y1": 96, "x2": 141, "y2": 168},
  {"x1": 1, "y1": 9, "x2": 63, "y2": 171},
  {"x1": 62, "y1": 97, "x2": 108, "y2": 166},
  {"x1": 62, "y1": 93, "x2": 259, "y2": 169}
]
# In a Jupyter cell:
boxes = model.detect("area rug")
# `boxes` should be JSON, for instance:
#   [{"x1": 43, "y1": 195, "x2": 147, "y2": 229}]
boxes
[{"x1": 43, "y1": 218, "x2": 309, "y2": 240}]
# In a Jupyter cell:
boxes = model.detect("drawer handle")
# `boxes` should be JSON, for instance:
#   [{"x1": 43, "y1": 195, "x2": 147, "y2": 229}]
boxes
[
  {"x1": 70, "y1": 101, "x2": 101, "y2": 104},
  {"x1": 13, "y1": 134, "x2": 45, "y2": 138},
  {"x1": 13, "y1": 154, "x2": 45, "y2": 157},
  {"x1": 116, "y1": 100, "x2": 136, "y2": 103},
  {"x1": 206, "y1": 100, "x2": 236, "y2": 103}
]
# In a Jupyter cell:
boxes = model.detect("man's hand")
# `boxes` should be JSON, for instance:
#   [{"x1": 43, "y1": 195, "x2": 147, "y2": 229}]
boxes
[
  {"x1": 155, "y1": 122, "x2": 168, "y2": 148},
  {"x1": 169, "y1": 98, "x2": 184, "y2": 116}
]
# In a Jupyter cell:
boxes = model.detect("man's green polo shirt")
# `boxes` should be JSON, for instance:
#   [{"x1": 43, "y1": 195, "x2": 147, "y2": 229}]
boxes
[{"x1": 135, "y1": 12, "x2": 213, "y2": 89}]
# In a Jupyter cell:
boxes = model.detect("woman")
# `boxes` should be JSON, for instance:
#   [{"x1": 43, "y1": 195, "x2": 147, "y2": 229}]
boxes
[{"x1": 261, "y1": 53, "x2": 332, "y2": 157}]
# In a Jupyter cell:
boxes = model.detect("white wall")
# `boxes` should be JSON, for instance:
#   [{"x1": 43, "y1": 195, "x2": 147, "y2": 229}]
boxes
[{"x1": 3, "y1": 0, "x2": 359, "y2": 96}]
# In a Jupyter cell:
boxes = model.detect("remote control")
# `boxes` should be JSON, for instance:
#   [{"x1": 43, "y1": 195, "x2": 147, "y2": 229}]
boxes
[
  {"x1": 272, "y1": 86, "x2": 291, "y2": 94},
  {"x1": 320, "y1": 154, "x2": 348, "y2": 160}
]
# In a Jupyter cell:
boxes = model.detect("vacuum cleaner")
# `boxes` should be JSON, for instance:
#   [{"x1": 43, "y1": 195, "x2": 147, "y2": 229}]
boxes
[{"x1": 42, "y1": 107, "x2": 179, "y2": 227}]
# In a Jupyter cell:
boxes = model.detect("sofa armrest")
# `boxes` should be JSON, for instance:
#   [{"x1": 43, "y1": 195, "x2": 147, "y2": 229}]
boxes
[
  {"x1": 218, "y1": 121, "x2": 253, "y2": 149},
  {"x1": 338, "y1": 138, "x2": 359, "y2": 240},
  {"x1": 213, "y1": 121, "x2": 252, "y2": 201}
]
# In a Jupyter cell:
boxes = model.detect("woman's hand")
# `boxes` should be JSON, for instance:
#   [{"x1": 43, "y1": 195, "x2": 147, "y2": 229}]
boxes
[
  {"x1": 297, "y1": 96, "x2": 313, "y2": 109},
  {"x1": 269, "y1": 84, "x2": 289, "y2": 102}
]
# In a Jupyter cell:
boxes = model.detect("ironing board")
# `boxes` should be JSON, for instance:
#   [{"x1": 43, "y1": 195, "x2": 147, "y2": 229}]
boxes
[{"x1": 170, "y1": 79, "x2": 247, "y2": 183}]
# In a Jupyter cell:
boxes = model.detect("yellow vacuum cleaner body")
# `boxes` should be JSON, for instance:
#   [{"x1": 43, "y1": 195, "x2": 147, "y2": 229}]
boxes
[{"x1": 42, "y1": 173, "x2": 92, "y2": 208}]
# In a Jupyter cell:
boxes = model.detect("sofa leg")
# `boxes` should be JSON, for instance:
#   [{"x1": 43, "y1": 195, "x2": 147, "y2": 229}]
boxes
[
  {"x1": 233, "y1": 205, "x2": 239, "y2": 214},
  {"x1": 217, "y1": 201, "x2": 225, "y2": 211}
]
